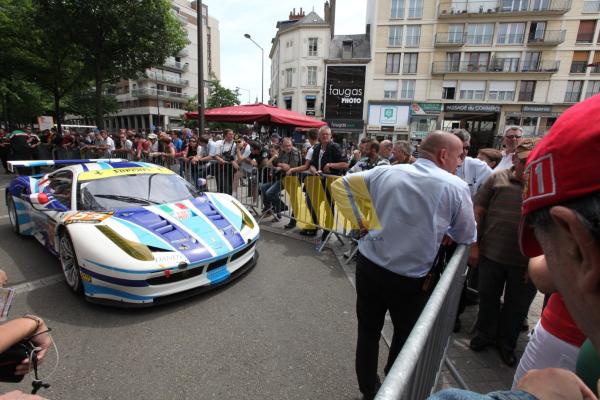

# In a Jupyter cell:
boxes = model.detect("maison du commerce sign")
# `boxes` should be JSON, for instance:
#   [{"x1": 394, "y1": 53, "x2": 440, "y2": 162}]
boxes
[{"x1": 324, "y1": 65, "x2": 366, "y2": 128}]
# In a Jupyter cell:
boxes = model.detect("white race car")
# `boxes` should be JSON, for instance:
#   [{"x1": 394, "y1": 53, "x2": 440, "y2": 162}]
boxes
[{"x1": 6, "y1": 159, "x2": 259, "y2": 306}]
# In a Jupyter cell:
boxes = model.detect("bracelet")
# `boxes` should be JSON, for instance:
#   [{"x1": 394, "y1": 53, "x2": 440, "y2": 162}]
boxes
[
  {"x1": 27, "y1": 327, "x2": 52, "y2": 340},
  {"x1": 22, "y1": 315, "x2": 43, "y2": 335}
]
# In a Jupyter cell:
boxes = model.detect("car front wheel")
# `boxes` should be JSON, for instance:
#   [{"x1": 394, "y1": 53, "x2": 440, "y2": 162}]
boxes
[
  {"x1": 6, "y1": 194, "x2": 20, "y2": 234},
  {"x1": 59, "y1": 232, "x2": 83, "y2": 293}
]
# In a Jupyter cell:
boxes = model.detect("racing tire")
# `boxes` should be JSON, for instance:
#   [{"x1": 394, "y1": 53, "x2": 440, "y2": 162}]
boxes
[
  {"x1": 6, "y1": 194, "x2": 20, "y2": 235},
  {"x1": 59, "y1": 232, "x2": 83, "y2": 294}
]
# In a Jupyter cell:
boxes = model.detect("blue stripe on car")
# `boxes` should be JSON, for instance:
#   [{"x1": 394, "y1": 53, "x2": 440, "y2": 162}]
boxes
[
  {"x1": 97, "y1": 162, "x2": 111, "y2": 170},
  {"x1": 82, "y1": 282, "x2": 153, "y2": 301},
  {"x1": 80, "y1": 267, "x2": 149, "y2": 287},
  {"x1": 207, "y1": 265, "x2": 230, "y2": 284},
  {"x1": 111, "y1": 217, "x2": 176, "y2": 251}
]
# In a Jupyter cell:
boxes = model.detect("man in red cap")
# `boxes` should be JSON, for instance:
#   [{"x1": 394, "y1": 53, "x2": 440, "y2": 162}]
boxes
[{"x1": 428, "y1": 94, "x2": 600, "y2": 399}]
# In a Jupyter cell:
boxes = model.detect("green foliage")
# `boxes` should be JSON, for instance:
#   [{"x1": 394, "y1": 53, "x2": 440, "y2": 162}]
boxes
[
  {"x1": 64, "y1": 89, "x2": 118, "y2": 121},
  {"x1": 206, "y1": 79, "x2": 240, "y2": 109}
]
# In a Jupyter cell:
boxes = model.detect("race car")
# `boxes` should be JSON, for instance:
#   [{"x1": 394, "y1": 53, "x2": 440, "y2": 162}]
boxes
[{"x1": 5, "y1": 159, "x2": 259, "y2": 306}]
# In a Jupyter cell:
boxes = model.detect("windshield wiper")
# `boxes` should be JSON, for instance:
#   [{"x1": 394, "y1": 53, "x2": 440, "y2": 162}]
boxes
[{"x1": 93, "y1": 194, "x2": 160, "y2": 205}]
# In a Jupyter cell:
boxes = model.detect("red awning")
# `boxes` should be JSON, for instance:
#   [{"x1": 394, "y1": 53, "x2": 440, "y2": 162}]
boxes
[{"x1": 184, "y1": 103, "x2": 327, "y2": 129}]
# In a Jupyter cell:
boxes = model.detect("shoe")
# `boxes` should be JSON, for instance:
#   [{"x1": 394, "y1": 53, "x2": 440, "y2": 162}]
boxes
[
  {"x1": 284, "y1": 221, "x2": 296, "y2": 230},
  {"x1": 299, "y1": 229, "x2": 317, "y2": 237},
  {"x1": 469, "y1": 335, "x2": 491, "y2": 352},
  {"x1": 521, "y1": 317, "x2": 529, "y2": 332},
  {"x1": 498, "y1": 347, "x2": 517, "y2": 367},
  {"x1": 454, "y1": 317, "x2": 461, "y2": 333}
]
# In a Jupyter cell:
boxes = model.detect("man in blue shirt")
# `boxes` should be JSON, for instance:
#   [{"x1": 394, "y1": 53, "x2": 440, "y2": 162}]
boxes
[{"x1": 332, "y1": 131, "x2": 477, "y2": 400}]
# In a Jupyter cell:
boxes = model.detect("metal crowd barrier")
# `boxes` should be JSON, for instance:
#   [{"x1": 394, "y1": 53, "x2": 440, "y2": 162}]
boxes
[{"x1": 375, "y1": 245, "x2": 470, "y2": 400}]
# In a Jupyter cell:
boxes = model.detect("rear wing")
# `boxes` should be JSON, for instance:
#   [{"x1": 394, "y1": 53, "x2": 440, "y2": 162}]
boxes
[{"x1": 7, "y1": 159, "x2": 127, "y2": 173}]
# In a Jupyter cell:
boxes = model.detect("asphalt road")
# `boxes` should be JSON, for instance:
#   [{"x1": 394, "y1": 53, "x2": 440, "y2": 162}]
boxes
[{"x1": 0, "y1": 173, "x2": 367, "y2": 399}]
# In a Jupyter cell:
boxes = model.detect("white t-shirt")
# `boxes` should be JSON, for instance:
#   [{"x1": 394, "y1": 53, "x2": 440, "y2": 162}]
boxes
[
  {"x1": 104, "y1": 136, "x2": 115, "y2": 152},
  {"x1": 495, "y1": 150, "x2": 514, "y2": 171},
  {"x1": 305, "y1": 145, "x2": 314, "y2": 162}
]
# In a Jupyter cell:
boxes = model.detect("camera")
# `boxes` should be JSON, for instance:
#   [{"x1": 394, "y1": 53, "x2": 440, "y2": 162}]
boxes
[{"x1": 0, "y1": 340, "x2": 35, "y2": 382}]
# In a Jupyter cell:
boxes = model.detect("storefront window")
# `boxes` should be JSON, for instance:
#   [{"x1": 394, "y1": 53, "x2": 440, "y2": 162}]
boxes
[
  {"x1": 410, "y1": 116, "x2": 438, "y2": 139},
  {"x1": 522, "y1": 117, "x2": 538, "y2": 136}
]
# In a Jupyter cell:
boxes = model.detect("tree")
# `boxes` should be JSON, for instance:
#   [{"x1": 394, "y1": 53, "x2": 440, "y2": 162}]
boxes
[
  {"x1": 183, "y1": 79, "x2": 242, "y2": 131},
  {"x1": 0, "y1": 0, "x2": 89, "y2": 133},
  {"x1": 70, "y1": 0, "x2": 188, "y2": 129},
  {"x1": 64, "y1": 89, "x2": 118, "y2": 122}
]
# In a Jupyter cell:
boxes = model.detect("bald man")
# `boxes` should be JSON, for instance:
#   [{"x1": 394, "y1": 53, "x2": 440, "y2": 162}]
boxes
[
  {"x1": 379, "y1": 139, "x2": 393, "y2": 161},
  {"x1": 332, "y1": 131, "x2": 476, "y2": 399}
]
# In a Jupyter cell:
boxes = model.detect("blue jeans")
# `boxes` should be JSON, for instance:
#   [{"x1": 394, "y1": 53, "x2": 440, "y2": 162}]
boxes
[{"x1": 261, "y1": 180, "x2": 284, "y2": 211}]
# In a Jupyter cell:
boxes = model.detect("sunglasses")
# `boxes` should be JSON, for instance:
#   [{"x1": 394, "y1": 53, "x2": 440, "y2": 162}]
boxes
[{"x1": 505, "y1": 135, "x2": 522, "y2": 139}]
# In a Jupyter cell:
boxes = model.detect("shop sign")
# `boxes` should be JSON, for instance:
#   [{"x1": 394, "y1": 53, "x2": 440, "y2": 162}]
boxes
[
  {"x1": 522, "y1": 105, "x2": 552, "y2": 113},
  {"x1": 305, "y1": 110, "x2": 316, "y2": 116},
  {"x1": 411, "y1": 103, "x2": 443, "y2": 115},
  {"x1": 381, "y1": 126, "x2": 394, "y2": 132},
  {"x1": 444, "y1": 104, "x2": 501, "y2": 113},
  {"x1": 367, "y1": 104, "x2": 410, "y2": 128},
  {"x1": 324, "y1": 65, "x2": 366, "y2": 121},
  {"x1": 325, "y1": 119, "x2": 364, "y2": 130}
]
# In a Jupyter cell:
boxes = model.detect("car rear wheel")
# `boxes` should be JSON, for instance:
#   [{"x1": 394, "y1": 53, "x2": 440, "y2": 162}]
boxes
[
  {"x1": 6, "y1": 194, "x2": 20, "y2": 234},
  {"x1": 59, "y1": 232, "x2": 83, "y2": 293}
]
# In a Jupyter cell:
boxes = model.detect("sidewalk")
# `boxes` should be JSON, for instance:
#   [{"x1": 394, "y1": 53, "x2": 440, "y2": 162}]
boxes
[{"x1": 259, "y1": 219, "x2": 543, "y2": 395}]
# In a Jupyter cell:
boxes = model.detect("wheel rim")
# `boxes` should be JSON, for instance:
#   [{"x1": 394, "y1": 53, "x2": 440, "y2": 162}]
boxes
[
  {"x1": 60, "y1": 236, "x2": 79, "y2": 288},
  {"x1": 7, "y1": 197, "x2": 17, "y2": 230}
]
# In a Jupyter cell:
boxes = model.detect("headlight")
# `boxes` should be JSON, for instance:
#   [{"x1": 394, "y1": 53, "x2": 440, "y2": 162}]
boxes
[
  {"x1": 231, "y1": 202, "x2": 255, "y2": 230},
  {"x1": 96, "y1": 225, "x2": 154, "y2": 261}
]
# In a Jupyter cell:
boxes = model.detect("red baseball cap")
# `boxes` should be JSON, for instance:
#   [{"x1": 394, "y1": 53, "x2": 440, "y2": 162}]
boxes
[{"x1": 519, "y1": 94, "x2": 600, "y2": 257}]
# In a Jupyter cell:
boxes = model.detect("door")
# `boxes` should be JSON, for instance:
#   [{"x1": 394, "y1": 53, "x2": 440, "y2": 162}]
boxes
[{"x1": 528, "y1": 22, "x2": 546, "y2": 42}]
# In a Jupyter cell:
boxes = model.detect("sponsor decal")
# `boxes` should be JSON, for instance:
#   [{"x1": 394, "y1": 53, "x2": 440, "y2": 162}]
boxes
[
  {"x1": 64, "y1": 211, "x2": 113, "y2": 225},
  {"x1": 79, "y1": 166, "x2": 173, "y2": 181}
]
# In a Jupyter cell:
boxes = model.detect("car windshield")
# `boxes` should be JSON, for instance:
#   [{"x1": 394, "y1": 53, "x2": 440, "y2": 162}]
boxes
[{"x1": 77, "y1": 173, "x2": 199, "y2": 211}]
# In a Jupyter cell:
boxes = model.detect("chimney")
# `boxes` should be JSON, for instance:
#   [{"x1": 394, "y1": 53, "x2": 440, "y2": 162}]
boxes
[
  {"x1": 289, "y1": 7, "x2": 305, "y2": 21},
  {"x1": 329, "y1": 0, "x2": 336, "y2": 38},
  {"x1": 366, "y1": 23, "x2": 370, "y2": 38},
  {"x1": 324, "y1": 1, "x2": 330, "y2": 23}
]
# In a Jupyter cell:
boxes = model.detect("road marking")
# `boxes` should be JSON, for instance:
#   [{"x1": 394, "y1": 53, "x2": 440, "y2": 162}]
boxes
[{"x1": 11, "y1": 273, "x2": 64, "y2": 294}]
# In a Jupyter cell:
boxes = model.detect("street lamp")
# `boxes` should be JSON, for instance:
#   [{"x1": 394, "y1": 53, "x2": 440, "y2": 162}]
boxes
[
  {"x1": 243, "y1": 33, "x2": 264, "y2": 104},
  {"x1": 235, "y1": 86, "x2": 251, "y2": 104}
]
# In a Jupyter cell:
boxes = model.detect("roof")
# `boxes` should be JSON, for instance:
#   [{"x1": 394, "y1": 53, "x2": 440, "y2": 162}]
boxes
[
  {"x1": 327, "y1": 34, "x2": 371, "y2": 61},
  {"x1": 297, "y1": 11, "x2": 325, "y2": 25}
]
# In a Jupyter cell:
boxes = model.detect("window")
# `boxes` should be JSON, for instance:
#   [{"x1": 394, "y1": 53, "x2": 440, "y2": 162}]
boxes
[
  {"x1": 448, "y1": 24, "x2": 464, "y2": 43},
  {"x1": 466, "y1": 24, "x2": 494, "y2": 45},
  {"x1": 407, "y1": 0, "x2": 423, "y2": 18},
  {"x1": 459, "y1": 81, "x2": 486, "y2": 100},
  {"x1": 491, "y1": 52, "x2": 520, "y2": 72},
  {"x1": 389, "y1": 26, "x2": 403, "y2": 47},
  {"x1": 342, "y1": 40, "x2": 353, "y2": 59},
  {"x1": 528, "y1": 22, "x2": 546, "y2": 42},
  {"x1": 403, "y1": 53, "x2": 418, "y2": 73},
  {"x1": 565, "y1": 81, "x2": 583, "y2": 102},
  {"x1": 386, "y1": 53, "x2": 401, "y2": 73},
  {"x1": 585, "y1": 81, "x2": 600, "y2": 98},
  {"x1": 497, "y1": 23, "x2": 525, "y2": 44},
  {"x1": 307, "y1": 66, "x2": 317, "y2": 86},
  {"x1": 592, "y1": 52, "x2": 600, "y2": 74},
  {"x1": 284, "y1": 97, "x2": 292, "y2": 110},
  {"x1": 488, "y1": 81, "x2": 516, "y2": 101},
  {"x1": 400, "y1": 79, "x2": 415, "y2": 99},
  {"x1": 384, "y1": 80, "x2": 398, "y2": 99},
  {"x1": 442, "y1": 80, "x2": 457, "y2": 99},
  {"x1": 583, "y1": 0, "x2": 600, "y2": 12},
  {"x1": 306, "y1": 97, "x2": 316, "y2": 111},
  {"x1": 391, "y1": 0, "x2": 404, "y2": 18},
  {"x1": 522, "y1": 52, "x2": 542, "y2": 71},
  {"x1": 308, "y1": 38, "x2": 318, "y2": 56},
  {"x1": 519, "y1": 80, "x2": 536, "y2": 101},
  {"x1": 577, "y1": 20, "x2": 596, "y2": 43},
  {"x1": 48, "y1": 171, "x2": 73, "y2": 208},
  {"x1": 465, "y1": 52, "x2": 490, "y2": 72},
  {"x1": 501, "y1": 0, "x2": 529, "y2": 11},
  {"x1": 571, "y1": 51, "x2": 590, "y2": 73},
  {"x1": 447, "y1": 52, "x2": 461, "y2": 72},
  {"x1": 285, "y1": 68, "x2": 293, "y2": 87},
  {"x1": 405, "y1": 25, "x2": 421, "y2": 47}
]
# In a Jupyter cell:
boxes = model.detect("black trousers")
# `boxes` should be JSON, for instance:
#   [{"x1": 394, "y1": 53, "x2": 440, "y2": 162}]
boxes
[
  {"x1": 475, "y1": 256, "x2": 537, "y2": 350},
  {"x1": 355, "y1": 252, "x2": 429, "y2": 396},
  {"x1": 216, "y1": 163, "x2": 234, "y2": 195}
]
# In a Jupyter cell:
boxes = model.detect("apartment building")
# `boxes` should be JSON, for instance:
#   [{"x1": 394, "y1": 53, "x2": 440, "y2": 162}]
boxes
[
  {"x1": 269, "y1": 7, "x2": 332, "y2": 119},
  {"x1": 104, "y1": 0, "x2": 220, "y2": 132},
  {"x1": 365, "y1": 0, "x2": 600, "y2": 149}
]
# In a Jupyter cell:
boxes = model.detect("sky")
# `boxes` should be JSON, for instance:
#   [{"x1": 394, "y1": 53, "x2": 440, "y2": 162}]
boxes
[{"x1": 202, "y1": 0, "x2": 368, "y2": 104}]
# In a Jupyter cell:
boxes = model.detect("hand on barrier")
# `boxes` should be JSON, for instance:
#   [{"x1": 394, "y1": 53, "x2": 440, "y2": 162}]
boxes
[
  {"x1": 323, "y1": 163, "x2": 331, "y2": 174},
  {"x1": 468, "y1": 244, "x2": 479, "y2": 267}
]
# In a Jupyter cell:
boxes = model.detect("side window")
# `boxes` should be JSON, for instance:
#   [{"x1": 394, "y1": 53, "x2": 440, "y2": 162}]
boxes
[{"x1": 47, "y1": 171, "x2": 73, "y2": 209}]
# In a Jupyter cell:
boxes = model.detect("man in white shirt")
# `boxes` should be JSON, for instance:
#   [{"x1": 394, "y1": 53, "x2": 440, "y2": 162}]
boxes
[
  {"x1": 332, "y1": 131, "x2": 477, "y2": 400},
  {"x1": 495, "y1": 126, "x2": 524, "y2": 170},
  {"x1": 453, "y1": 129, "x2": 492, "y2": 197}
]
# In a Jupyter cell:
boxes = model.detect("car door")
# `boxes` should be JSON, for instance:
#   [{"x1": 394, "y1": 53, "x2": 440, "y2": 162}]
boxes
[{"x1": 31, "y1": 170, "x2": 74, "y2": 247}]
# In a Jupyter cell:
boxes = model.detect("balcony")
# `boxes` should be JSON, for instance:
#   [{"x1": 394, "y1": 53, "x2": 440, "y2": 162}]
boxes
[
  {"x1": 583, "y1": 1, "x2": 600, "y2": 12},
  {"x1": 434, "y1": 32, "x2": 466, "y2": 46},
  {"x1": 496, "y1": 34, "x2": 525, "y2": 45},
  {"x1": 163, "y1": 59, "x2": 189, "y2": 72},
  {"x1": 527, "y1": 30, "x2": 566, "y2": 45},
  {"x1": 438, "y1": 0, "x2": 572, "y2": 17},
  {"x1": 131, "y1": 88, "x2": 189, "y2": 100},
  {"x1": 432, "y1": 60, "x2": 560, "y2": 74},
  {"x1": 464, "y1": 34, "x2": 493, "y2": 45},
  {"x1": 138, "y1": 72, "x2": 189, "y2": 87}
]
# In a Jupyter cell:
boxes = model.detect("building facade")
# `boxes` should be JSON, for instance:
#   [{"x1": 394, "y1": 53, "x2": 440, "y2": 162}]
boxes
[
  {"x1": 269, "y1": 7, "x2": 332, "y2": 119},
  {"x1": 104, "y1": 0, "x2": 220, "y2": 132},
  {"x1": 365, "y1": 0, "x2": 600, "y2": 148}
]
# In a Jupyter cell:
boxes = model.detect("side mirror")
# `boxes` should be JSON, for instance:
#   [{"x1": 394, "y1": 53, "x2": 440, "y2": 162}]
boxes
[{"x1": 28, "y1": 193, "x2": 67, "y2": 212}]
